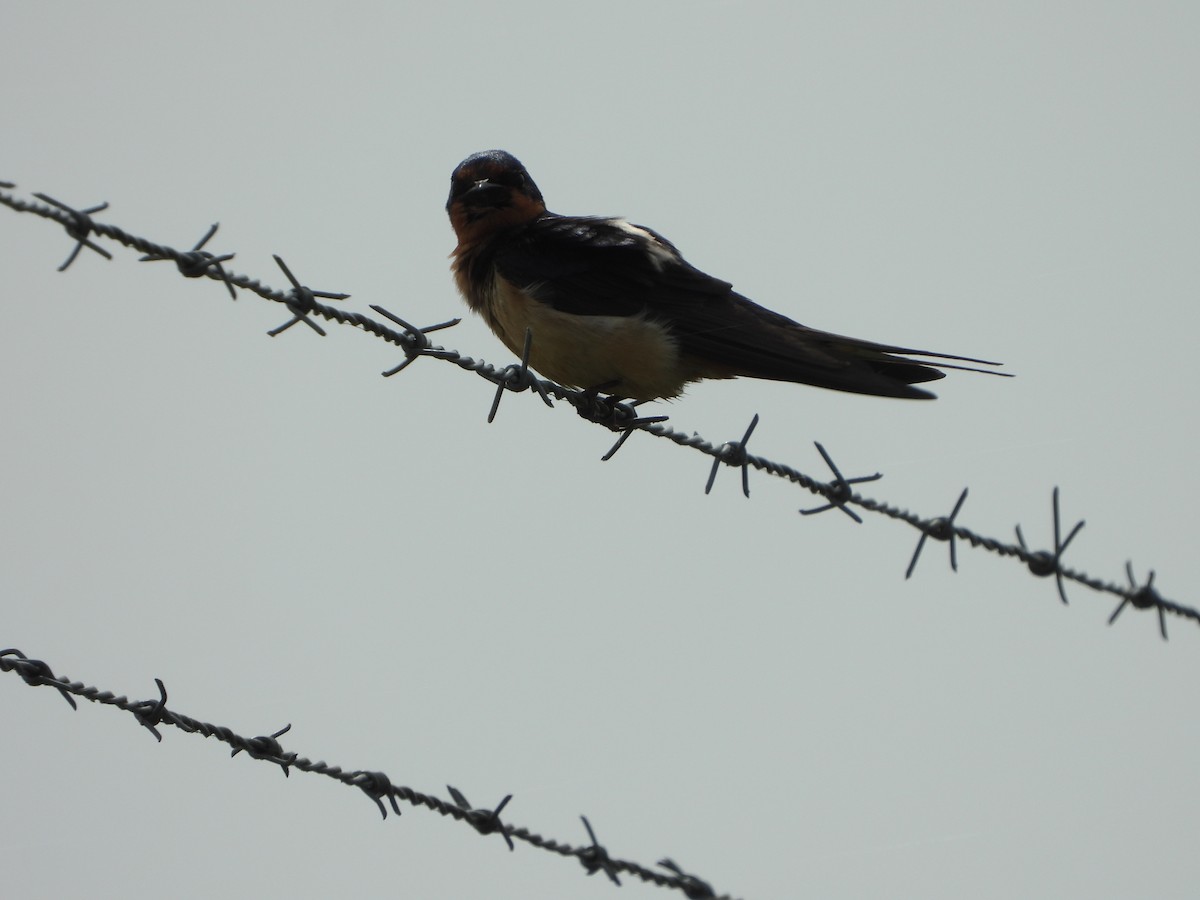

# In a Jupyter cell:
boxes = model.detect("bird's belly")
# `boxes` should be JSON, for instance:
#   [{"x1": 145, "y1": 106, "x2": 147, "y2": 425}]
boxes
[{"x1": 486, "y1": 279, "x2": 686, "y2": 400}]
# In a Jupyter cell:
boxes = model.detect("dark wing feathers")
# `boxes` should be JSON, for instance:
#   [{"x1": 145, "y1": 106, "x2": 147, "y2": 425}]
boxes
[
  {"x1": 493, "y1": 216, "x2": 700, "y2": 317},
  {"x1": 493, "y1": 215, "x2": 1000, "y2": 399}
]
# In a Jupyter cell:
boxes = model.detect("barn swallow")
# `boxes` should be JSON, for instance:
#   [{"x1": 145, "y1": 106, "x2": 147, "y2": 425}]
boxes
[{"x1": 446, "y1": 150, "x2": 1005, "y2": 402}]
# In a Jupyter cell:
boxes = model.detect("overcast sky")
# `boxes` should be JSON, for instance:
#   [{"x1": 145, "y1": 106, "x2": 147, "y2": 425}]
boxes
[{"x1": 3, "y1": 3, "x2": 1199, "y2": 898}]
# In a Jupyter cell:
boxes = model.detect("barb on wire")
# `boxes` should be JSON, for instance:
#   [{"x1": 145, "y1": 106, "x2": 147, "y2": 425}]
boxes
[
  {"x1": 372, "y1": 304, "x2": 460, "y2": 376},
  {"x1": 705, "y1": 414, "x2": 760, "y2": 498},
  {"x1": 487, "y1": 327, "x2": 553, "y2": 423},
  {"x1": 231, "y1": 722, "x2": 294, "y2": 776},
  {"x1": 1109, "y1": 563, "x2": 1167, "y2": 639},
  {"x1": 140, "y1": 222, "x2": 238, "y2": 299},
  {"x1": 0, "y1": 649, "x2": 735, "y2": 899},
  {"x1": 798, "y1": 442, "x2": 882, "y2": 524},
  {"x1": 355, "y1": 770, "x2": 403, "y2": 819},
  {"x1": 267, "y1": 254, "x2": 349, "y2": 336},
  {"x1": 0, "y1": 648, "x2": 77, "y2": 709},
  {"x1": 130, "y1": 677, "x2": 170, "y2": 741},
  {"x1": 447, "y1": 785, "x2": 516, "y2": 851},
  {"x1": 905, "y1": 488, "x2": 969, "y2": 579},
  {"x1": 601, "y1": 409, "x2": 672, "y2": 461},
  {"x1": 32, "y1": 193, "x2": 113, "y2": 271},
  {"x1": 580, "y1": 816, "x2": 622, "y2": 886},
  {"x1": 659, "y1": 858, "x2": 717, "y2": 900},
  {"x1": 1015, "y1": 487, "x2": 1085, "y2": 605},
  {"x1": 1, "y1": 184, "x2": 1194, "y2": 640}
]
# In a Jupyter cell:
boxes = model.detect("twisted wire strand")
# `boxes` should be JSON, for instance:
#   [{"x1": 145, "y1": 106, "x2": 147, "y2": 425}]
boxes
[
  {"x1": 0, "y1": 649, "x2": 727, "y2": 898},
  {"x1": 0, "y1": 185, "x2": 1189, "y2": 638}
]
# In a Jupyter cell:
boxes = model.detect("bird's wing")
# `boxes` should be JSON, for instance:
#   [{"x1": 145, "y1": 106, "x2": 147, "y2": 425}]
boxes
[
  {"x1": 494, "y1": 215, "x2": 1002, "y2": 398},
  {"x1": 492, "y1": 215, "x2": 715, "y2": 315}
]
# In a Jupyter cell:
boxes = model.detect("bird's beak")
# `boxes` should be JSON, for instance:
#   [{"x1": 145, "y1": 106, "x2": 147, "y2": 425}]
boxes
[{"x1": 462, "y1": 179, "x2": 510, "y2": 208}]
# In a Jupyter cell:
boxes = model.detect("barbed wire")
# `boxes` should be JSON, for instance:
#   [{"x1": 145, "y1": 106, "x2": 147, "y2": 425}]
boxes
[
  {"x1": 0, "y1": 648, "x2": 724, "y2": 899},
  {"x1": 0, "y1": 184, "x2": 1191, "y2": 640}
]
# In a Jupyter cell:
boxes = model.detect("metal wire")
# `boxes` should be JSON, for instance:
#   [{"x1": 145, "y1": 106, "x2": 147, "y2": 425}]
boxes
[
  {"x1": 0, "y1": 184, "x2": 1191, "y2": 640},
  {"x1": 3, "y1": 180, "x2": 1196, "y2": 899},
  {"x1": 0, "y1": 648, "x2": 726, "y2": 899}
]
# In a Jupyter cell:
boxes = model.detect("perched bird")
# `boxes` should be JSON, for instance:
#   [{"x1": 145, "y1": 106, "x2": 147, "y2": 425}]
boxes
[{"x1": 447, "y1": 149, "x2": 1004, "y2": 402}]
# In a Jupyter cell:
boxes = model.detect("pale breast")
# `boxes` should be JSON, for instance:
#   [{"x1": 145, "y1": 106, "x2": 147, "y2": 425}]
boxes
[{"x1": 483, "y1": 275, "x2": 690, "y2": 400}]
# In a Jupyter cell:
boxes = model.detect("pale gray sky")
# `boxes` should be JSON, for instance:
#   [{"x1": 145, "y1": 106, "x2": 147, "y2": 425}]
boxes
[{"x1": 3, "y1": 3, "x2": 1198, "y2": 898}]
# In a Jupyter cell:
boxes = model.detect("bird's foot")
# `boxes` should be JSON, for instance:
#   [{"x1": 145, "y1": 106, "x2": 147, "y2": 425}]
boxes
[
  {"x1": 573, "y1": 382, "x2": 670, "y2": 434},
  {"x1": 573, "y1": 381, "x2": 634, "y2": 431}
]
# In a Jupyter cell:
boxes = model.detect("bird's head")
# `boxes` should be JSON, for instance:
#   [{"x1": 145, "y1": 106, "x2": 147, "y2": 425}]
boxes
[{"x1": 446, "y1": 150, "x2": 546, "y2": 240}]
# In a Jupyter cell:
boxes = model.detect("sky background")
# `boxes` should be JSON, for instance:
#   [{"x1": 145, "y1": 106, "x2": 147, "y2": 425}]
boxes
[{"x1": 3, "y1": 3, "x2": 1198, "y2": 898}]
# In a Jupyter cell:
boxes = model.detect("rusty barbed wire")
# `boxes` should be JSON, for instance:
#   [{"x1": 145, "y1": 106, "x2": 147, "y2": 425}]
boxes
[
  {"x1": 0, "y1": 648, "x2": 728, "y2": 899},
  {"x1": 0, "y1": 185, "x2": 1193, "y2": 639}
]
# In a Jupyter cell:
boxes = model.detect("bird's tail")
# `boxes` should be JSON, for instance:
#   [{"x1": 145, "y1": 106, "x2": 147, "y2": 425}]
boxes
[
  {"x1": 764, "y1": 330, "x2": 1009, "y2": 399},
  {"x1": 682, "y1": 301, "x2": 1010, "y2": 399}
]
